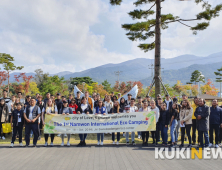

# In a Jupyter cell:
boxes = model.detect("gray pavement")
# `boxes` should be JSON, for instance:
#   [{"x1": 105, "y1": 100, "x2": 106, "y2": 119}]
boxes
[{"x1": 0, "y1": 144, "x2": 221, "y2": 170}]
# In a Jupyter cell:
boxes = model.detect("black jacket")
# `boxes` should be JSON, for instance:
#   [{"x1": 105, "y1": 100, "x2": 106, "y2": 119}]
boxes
[
  {"x1": 159, "y1": 110, "x2": 170, "y2": 125},
  {"x1": 12, "y1": 109, "x2": 24, "y2": 126},
  {"x1": 110, "y1": 107, "x2": 123, "y2": 114},
  {"x1": 77, "y1": 104, "x2": 93, "y2": 114},
  {"x1": 75, "y1": 97, "x2": 81, "y2": 107},
  {"x1": 210, "y1": 106, "x2": 222, "y2": 125},
  {"x1": 55, "y1": 99, "x2": 63, "y2": 112},
  {"x1": 194, "y1": 105, "x2": 209, "y2": 131},
  {"x1": 164, "y1": 100, "x2": 173, "y2": 111},
  {"x1": 169, "y1": 109, "x2": 179, "y2": 120}
]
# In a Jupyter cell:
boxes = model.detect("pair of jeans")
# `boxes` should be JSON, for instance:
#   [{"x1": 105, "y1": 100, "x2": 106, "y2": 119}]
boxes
[
  {"x1": 209, "y1": 124, "x2": 220, "y2": 144},
  {"x1": 112, "y1": 132, "x2": 120, "y2": 141},
  {"x1": 126, "y1": 132, "x2": 135, "y2": 142},
  {"x1": 198, "y1": 130, "x2": 209, "y2": 148},
  {"x1": 175, "y1": 120, "x2": 180, "y2": 142},
  {"x1": 192, "y1": 119, "x2": 198, "y2": 143},
  {"x1": 142, "y1": 131, "x2": 149, "y2": 143},
  {"x1": 79, "y1": 134, "x2": 87, "y2": 141},
  {"x1": 44, "y1": 134, "x2": 55, "y2": 143},
  {"x1": 11, "y1": 123, "x2": 23, "y2": 144},
  {"x1": 181, "y1": 124, "x2": 192, "y2": 144},
  {"x1": 170, "y1": 119, "x2": 178, "y2": 143},
  {"x1": 97, "y1": 133, "x2": 104, "y2": 142},
  {"x1": 160, "y1": 124, "x2": 168, "y2": 144},
  {"x1": 25, "y1": 123, "x2": 39, "y2": 146}
]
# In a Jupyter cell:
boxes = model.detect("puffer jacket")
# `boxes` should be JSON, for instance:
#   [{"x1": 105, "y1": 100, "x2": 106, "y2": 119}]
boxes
[{"x1": 180, "y1": 108, "x2": 193, "y2": 125}]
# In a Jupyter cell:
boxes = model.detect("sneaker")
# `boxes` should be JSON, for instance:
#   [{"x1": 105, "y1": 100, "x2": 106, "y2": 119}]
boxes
[
  {"x1": 77, "y1": 141, "x2": 82, "y2": 147},
  {"x1": 38, "y1": 136, "x2": 41, "y2": 140},
  {"x1": 123, "y1": 133, "x2": 125, "y2": 137},
  {"x1": 155, "y1": 143, "x2": 158, "y2": 147},
  {"x1": 33, "y1": 145, "x2": 37, "y2": 147},
  {"x1": 192, "y1": 142, "x2": 196, "y2": 145},
  {"x1": 19, "y1": 143, "x2": 23, "y2": 147},
  {"x1": 50, "y1": 142, "x2": 54, "y2": 147},
  {"x1": 209, "y1": 143, "x2": 213, "y2": 147},
  {"x1": 219, "y1": 143, "x2": 222, "y2": 146},
  {"x1": 179, "y1": 144, "x2": 184, "y2": 148},
  {"x1": 44, "y1": 142, "x2": 48, "y2": 147},
  {"x1": 2, "y1": 136, "x2": 5, "y2": 140},
  {"x1": 132, "y1": 141, "x2": 136, "y2": 146},
  {"x1": 138, "y1": 135, "x2": 141, "y2": 139},
  {"x1": 116, "y1": 141, "x2": 119, "y2": 145},
  {"x1": 126, "y1": 142, "x2": 129, "y2": 145},
  {"x1": 97, "y1": 141, "x2": 100, "y2": 145},
  {"x1": 61, "y1": 142, "x2": 64, "y2": 147},
  {"x1": 168, "y1": 141, "x2": 172, "y2": 144},
  {"x1": 82, "y1": 141, "x2": 86, "y2": 146},
  {"x1": 10, "y1": 143, "x2": 14, "y2": 148},
  {"x1": 187, "y1": 144, "x2": 192, "y2": 148},
  {"x1": 67, "y1": 142, "x2": 70, "y2": 147},
  {"x1": 215, "y1": 144, "x2": 219, "y2": 148},
  {"x1": 100, "y1": 142, "x2": 103, "y2": 146},
  {"x1": 113, "y1": 141, "x2": 115, "y2": 145},
  {"x1": 57, "y1": 134, "x2": 61, "y2": 137},
  {"x1": 170, "y1": 144, "x2": 175, "y2": 148}
]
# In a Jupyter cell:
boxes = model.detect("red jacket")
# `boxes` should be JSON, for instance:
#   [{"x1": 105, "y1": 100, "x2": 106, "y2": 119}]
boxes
[{"x1": 69, "y1": 104, "x2": 78, "y2": 114}]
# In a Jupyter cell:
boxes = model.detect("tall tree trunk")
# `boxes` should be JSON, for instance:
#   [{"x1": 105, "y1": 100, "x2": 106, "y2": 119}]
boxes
[
  {"x1": 7, "y1": 71, "x2": 10, "y2": 97},
  {"x1": 154, "y1": 0, "x2": 161, "y2": 98}
]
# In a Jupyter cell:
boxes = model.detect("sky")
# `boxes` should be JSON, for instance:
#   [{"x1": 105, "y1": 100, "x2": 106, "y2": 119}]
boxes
[{"x1": 0, "y1": 0, "x2": 221, "y2": 74}]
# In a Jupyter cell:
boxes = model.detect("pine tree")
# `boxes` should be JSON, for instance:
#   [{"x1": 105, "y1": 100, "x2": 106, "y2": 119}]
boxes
[
  {"x1": 190, "y1": 70, "x2": 205, "y2": 84},
  {"x1": 214, "y1": 67, "x2": 222, "y2": 97},
  {"x1": 110, "y1": 0, "x2": 222, "y2": 97}
]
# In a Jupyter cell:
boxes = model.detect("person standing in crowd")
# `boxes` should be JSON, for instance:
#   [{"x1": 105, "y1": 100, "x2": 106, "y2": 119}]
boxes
[
  {"x1": 0, "y1": 99, "x2": 9, "y2": 140},
  {"x1": 113, "y1": 96, "x2": 117, "y2": 102},
  {"x1": 42, "y1": 99, "x2": 58, "y2": 147},
  {"x1": 94, "y1": 100, "x2": 106, "y2": 145},
  {"x1": 59, "y1": 100, "x2": 73, "y2": 146},
  {"x1": 155, "y1": 94, "x2": 161, "y2": 105},
  {"x1": 85, "y1": 91, "x2": 93, "y2": 110},
  {"x1": 136, "y1": 96, "x2": 143, "y2": 139},
  {"x1": 69, "y1": 99, "x2": 78, "y2": 114},
  {"x1": 75, "y1": 91, "x2": 82, "y2": 107},
  {"x1": 24, "y1": 95, "x2": 31, "y2": 108},
  {"x1": 159, "y1": 103, "x2": 169, "y2": 146},
  {"x1": 169, "y1": 103, "x2": 179, "y2": 147},
  {"x1": 10, "y1": 102, "x2": 24, "y2": 147},
  {"x1": 77, "y1": 97, "x2": 93, "y2": 146},
  {"x1": 124, "y1": 98, "x2": 138, "y2": 145},
  {"x1": 110, "y1": 101, "x2": 123, "y2": 145},
  {"x1": 17, "y1": 92, "x2": 25, "y2": 105},
  {"x1": 110, "y1": 92, "x2": 114, "y2": 102},
  {"x1": 194, "y1": 98, "x2": 210, "y2": 148},
  {"x1": 179, "y1": 99, "x2": 193, "y2": 148},
  {"x1": 139, "y1": 100, "x2": 151, "y2": 146},
  {"x1": 191, "y1": 97, "x2": 199, "y2": 145},
  {"x1": 143, "y1": 95, "x2": 151, "y2": 106},
  {"x1": 36, "y1": 93, "x2": 40, "y2": 102},
  {"x1": 0, "y1": 90, "x2": 11, "y2": 104},
  {"x1": 125, "y1": 94, "x2": 132, "y2": 106},
  {"x1": 94, "y1": 94, "x2": 100, "y2": 108},
  {"x1": 68, "y1": 94, "x2": 73, "y2": 105},
  {"x1": 209, "y1": 99, "x2": 222, "y2": 148},
  {"x1": 157, "y1": 98, "x2": 163, "y2": 110},
  {"x1": 55, "y1": 93, "x2": 63, "y2": 113},
  {"x1": 150, "y1": 100, "x2": 160, "y2": 146},
  {"x1": 8, "y1": 95, "x2": 16, "y2": 122},
  {"x1": 117, "y1": 93, "x2": 121, "y2": 101},
  {"x1": 172, "y1": 97, "x2": 181, "y2": 143},
  {"x1": 93, "y1": 95, "x2": 97, "y2": 106},
  {"x1": 23, "y1": 98, "x2": 41, "y2": 147},
  {"x1": 104, "y1": 95, "x2": 113, "y2": 114},
  {"x1": 120, "y1": 97, "x2": 126, "y2": 111},
  {"x1": 180, "y1": 94, "x2": 188, "y2": 105},
  {"x1": 36, "y1": 95, "x2": 44, "y2": 140},
  {"x1": 164, "y1": 94, "x2": 172, "y2": 111},
  {"x1": 44, "y1": 92, "x2": 51, "y2": 108}
]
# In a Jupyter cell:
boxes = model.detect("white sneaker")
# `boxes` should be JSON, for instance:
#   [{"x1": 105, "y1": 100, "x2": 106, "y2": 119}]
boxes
[
  {"x1": 209, "y1": 143, "x2": 213, "y2": 147},
  {"x1": 116, "y1": 141, "x2": 119, "y2": 145},
  {"x1": 215, "y1": 144, "x2": 219, "y2": 148},
  {"x1": 2, "y1": 136, "x2": 5, "y2": 140},
  {"x1": 57, "y1": 134, "x2": 61, "y2": 137},
  {"x1": 19, "y1": 143, "x2": 23, "y2": 147},
  {"x1": 10, "y1": 143, "x2": 14, "y2": 148},
  {"x1": 61, "y1": 142, "x2": 64, "y2": 146},
  {"x1": 138, "y1": 135, "x2": 141, "y2": 139},
  {"x1": 50, "y1": 142, "x2": 53, "y2": 147},
  {"x1": 219, "y1": 143, "x2": 222, "y2": 146},
  {"x1": 113, "y1": 141, "x2": 115, "y2": 144},
  {"x1": 97, "y1": 141, "x2": 100, "y2": 145},
  {"x1": 67, "y1": 141, "x2": 70, "y2": 147},
  {"x1": 44, "y1": 142, "x2": 48, "y2": 147},
  {"x1": 100, "y1": 142, "x2": 103, "y2": 146}
]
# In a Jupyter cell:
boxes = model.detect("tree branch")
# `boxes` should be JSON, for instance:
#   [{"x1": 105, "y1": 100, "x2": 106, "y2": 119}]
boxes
[
  {"x1": 147, "y1": 2, "x2": 156, "y2": 13},
  {"x1": 177, "y1": 21, "x2": 192, "y2": 28}
]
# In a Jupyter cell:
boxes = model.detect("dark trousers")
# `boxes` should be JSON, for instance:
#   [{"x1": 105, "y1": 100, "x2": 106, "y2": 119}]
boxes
[
  {"x1": 79, "y1": 134, "x2": 87, "y2": 141},
  {"x1": 160, "y1": 123, "x2": 168, "y2": 144},
  {"x1": 142, "y1": 131, "x2": 149, "y2": 143},
  {"x1": 25, "y1": 123, "x2": 39, "y2": 146},
  {"x1": 44, "y1": 134, "x2": 55, "y2": 143},
  {"x1": 192, "y1": 119, "x2": 198, "y2": 143},
  {"x1": 181, "y1": 124, "x2": 192, "y2": 144},
  {"x1": 198, "y1": 130, "x2": 209, "y2": 148},
  {"x1": 112, "y1": 132, "x2": 120, "y2": 141},
  {"x1": 12, "y1": 123, "x2": 23, "y2": 143},
  {"x1": 151, "y1": 131, "x2": 155, "y2": 142},
  {"x1": 210, "y1": 124, "x2": 220, "y2": 144},
  {"x1": 0, "y1": 122, "x2": 5, "y2": 137}
]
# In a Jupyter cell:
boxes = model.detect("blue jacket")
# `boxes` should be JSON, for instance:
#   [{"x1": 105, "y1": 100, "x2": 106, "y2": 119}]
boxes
[
  {"x1": 194, "y1": 105, "x2": 209, "y2": 131},
  {"x1": 95, "y1": 106, "x2": 106, "y2": 114},
  {"x1": 210, "y1": 106, "x2": 222, "y2": 125}
]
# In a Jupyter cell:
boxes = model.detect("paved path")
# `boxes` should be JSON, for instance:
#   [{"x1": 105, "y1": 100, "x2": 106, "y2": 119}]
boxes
[{"x1": 0, "y1": 144, "x2": 221, "y2": 170}]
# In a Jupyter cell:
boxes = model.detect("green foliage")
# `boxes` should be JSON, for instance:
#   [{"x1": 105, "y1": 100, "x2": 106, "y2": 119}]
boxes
[
  {"x1": 190, "y1": 70, "x2": 205, "y2": 84},
  {"x1": 101, "y1": 80, "x2": 112, "y2": 92},
  {"x1": 214, "y1": 67, "x2": 222, "y2": 83},
  {"x1": 70, "y1": 77, "x2": 95, "y2": 86}
]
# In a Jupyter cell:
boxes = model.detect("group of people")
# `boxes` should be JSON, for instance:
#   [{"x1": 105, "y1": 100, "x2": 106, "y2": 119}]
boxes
[{"x1": 0, "y1": 89, "x2": 222, "y2": 149}]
